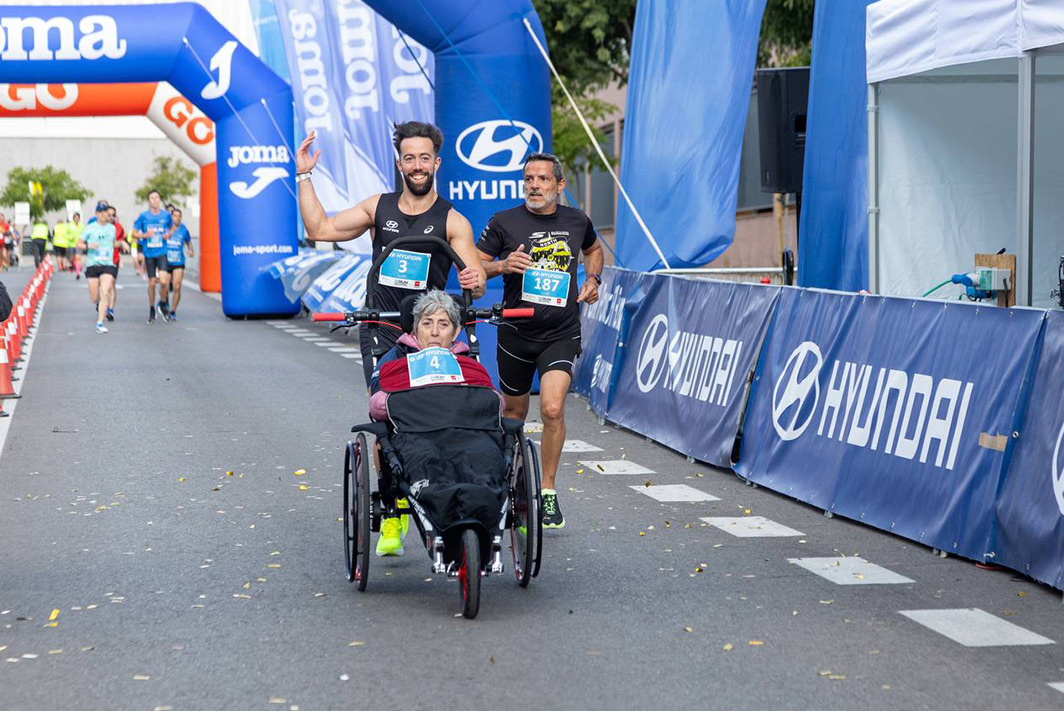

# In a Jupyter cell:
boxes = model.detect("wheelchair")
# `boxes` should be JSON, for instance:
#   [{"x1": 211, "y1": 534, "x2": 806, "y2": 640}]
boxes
[{"x1": 315, "y1": 236, "x2": 543, "y2": 618}]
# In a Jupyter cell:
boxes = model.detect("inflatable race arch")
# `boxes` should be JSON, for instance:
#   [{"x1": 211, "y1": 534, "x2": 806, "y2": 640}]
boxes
[
  {"x1": 0, "y1": 4, "x2": 298, "y2": 316},
  {"x1": 0, "y1": 81, "x2": 222, "y2": 292}
]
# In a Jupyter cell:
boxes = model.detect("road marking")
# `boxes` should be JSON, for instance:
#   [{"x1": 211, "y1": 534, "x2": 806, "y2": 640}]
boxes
[
  {"x1": 1048, "y1": 682, "x2": 1064, "y2": 694},
  {"x1": 788, "y1": 557, "x2": 914, "y2": 585},
  {"x1": 899, "y1": 609, "x2": 1054, "y2": 647},
  {"x1": 265, "y1": 320, "x2": 289, "y2": 325},
  {"x1": 535, "y1": 439, "x2": 602, "y2": 452},
  {"x1": 313, "y1": 341, "x2": 339, "y2": 347},
  {"x1": 700, "y1": 516, "x2": 804, "y2": 537},
  {"x1": 328, "y1": 347, "x2": 360, "y2": 353},
  {"x1": 630, "y1": 484, "x2": 719, "y2": 502},
  {"x1": 578, "y1": 460, "x2": 654, "y2": 475},
  {"x1": 303, "y1": 337, "x2": 330, "y2": 342},
  {"x1": 340, "y1": 353, "x2": 362, "y2": 360}
]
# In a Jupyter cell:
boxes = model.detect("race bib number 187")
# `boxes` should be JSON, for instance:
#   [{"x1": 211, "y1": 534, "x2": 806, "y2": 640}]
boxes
[
  {"x1": 380, "y1": 249, "x2": 430, "y2": 290},
  {"x1": 407, "y1": 347, "x2": 465, "y2": 388},
  {"x1": 521, "y1": 267, "x2": 570, "y2": 307}
]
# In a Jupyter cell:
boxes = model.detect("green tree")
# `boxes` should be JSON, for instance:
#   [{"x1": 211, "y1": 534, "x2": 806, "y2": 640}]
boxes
[
  {"x1": 135, "y1": 155, "x2": 197, "y2": 207},
  {"x1": 758, "y1": 0, "x2": 816, "y2": 67},
  {"x1": 0, "y1": 166, "x2": 88, "y2": 220}
]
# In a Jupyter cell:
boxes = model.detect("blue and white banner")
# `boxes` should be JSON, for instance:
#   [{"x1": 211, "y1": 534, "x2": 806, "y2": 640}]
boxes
[
  {"x1": 991, "y1": 311, "x2": 1063, "y2": 588},
  {"x1": 736, "y1": 290, "x2": 1044, "y2": 560},
  {"x1": 573, "y1": 267, "x2": 642, "y2": 415},
  {"x1": 268, "y1": 248, "x2": 349, "y2": 301},
  {"x1": 301, "y1": 253, "x2": 373, "y2": 312},
  {"x1": 609, "y1": 276, "x2": 779, "y2": 468}
]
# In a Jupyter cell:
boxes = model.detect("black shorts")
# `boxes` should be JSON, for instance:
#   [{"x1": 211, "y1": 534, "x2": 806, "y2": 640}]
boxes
[
  {"x1": 496, "y1": 328, "x2": 581, "y2": 396},
  {"x1": 54, "y1": 246, "x2": 68, "y2": 258},
  {"x1": 85, "y1": 265, "x2": 117, "y2": 279},
  {"x1": 144, "y1": 255, "x2": 169, "y2": 278},
  {"x1": 358, "y1": 323, "x2": 401, "y2": 388},
  {"x1": 163, "y1": 262, "x2": 185, "y2": 274}
]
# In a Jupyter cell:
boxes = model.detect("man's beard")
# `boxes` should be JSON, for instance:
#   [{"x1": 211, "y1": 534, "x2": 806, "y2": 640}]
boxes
[
  {"x1": 403, "y1": 170, "x2": 434, "y2": 196},
  {"x1": 526, "y1": 191, "x2": 558, "y2": 210}
]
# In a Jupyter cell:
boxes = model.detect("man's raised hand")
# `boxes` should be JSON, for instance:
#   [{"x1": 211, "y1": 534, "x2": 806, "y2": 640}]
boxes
[{"x1": 296, "y1": 131, "x2": 321, "y2": 174}]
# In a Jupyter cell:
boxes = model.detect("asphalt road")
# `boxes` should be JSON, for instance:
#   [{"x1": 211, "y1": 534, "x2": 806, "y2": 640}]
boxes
[{"x1": 1, "y1": 270, "x2": 1064, "y2": 711}]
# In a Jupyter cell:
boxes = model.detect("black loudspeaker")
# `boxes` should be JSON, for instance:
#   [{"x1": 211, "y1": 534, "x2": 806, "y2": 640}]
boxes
[{"x1": 756, "y1": 67, "x2": 809, "y2": 195}]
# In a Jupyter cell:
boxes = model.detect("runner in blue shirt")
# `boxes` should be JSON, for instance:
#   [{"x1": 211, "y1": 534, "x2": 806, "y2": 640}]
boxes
[
  {"x1": 132, "y1": 189, "x2": 174, "y2": 324},
  {"x1": 78, "y1": 201, "x2": 119, "y2": 334},
  {"x1": 162, "y1": 208, "x2": 194, "y2": 321}
]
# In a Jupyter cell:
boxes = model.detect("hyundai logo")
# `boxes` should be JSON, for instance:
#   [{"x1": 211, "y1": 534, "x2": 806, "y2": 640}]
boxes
[
  {"x1": 456, "y1": 119, "x2": 543, "y2": 173},
  {"x1": 636, "y1": 314, "x2": 670, "y2": 393},
  {"x1": 1053, "y1": 421, "x2": 1064, "y2": 516},
  {"x1": 385, "y1": 220, "x2": 398, "y2": 229},
  {"x1": 772, "y1": 341, "x2": 823, "y2": 441}
]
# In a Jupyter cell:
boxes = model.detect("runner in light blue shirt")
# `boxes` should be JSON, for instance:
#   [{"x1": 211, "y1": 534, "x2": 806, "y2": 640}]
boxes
[
  {"x1": 131, "y1": 189, "x2": 174, "y2": 323},
  {"x1": 78, "y1": 201, "x2": 118, "y2": 333},
  {"x1": 162, "y1": 208, "x2": 195, "y2": 321}
]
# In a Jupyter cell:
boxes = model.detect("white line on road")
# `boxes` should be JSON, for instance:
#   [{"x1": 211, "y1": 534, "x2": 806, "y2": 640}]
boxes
[
  {"x1": 899, "y1": 609, "x2": 1054, "y2": 647},
  {"x1": 630, "y1": 484, "x2": 720, "y2": 502},
  {"x1": 579, "y1": 460, "x2": 655, "y2": 475},
  {"x1": 536, "y1": 439, "x2": 602, "y2": 452},
  {"x1": 340, "y1": 353, "x2": 361, "y2": 360},
  {"x1": 327, "y1": 347, "x2": 360, "y2": 353},
  {"x1": 788, "y1": 557, "x2": 914, "y2": 585},
  {"x1": 1048, "y1": 682, "x2": 1064, "y2": 695},
  {"x1": 700, "y1": 516, "x2": 805, "y2": 538}
]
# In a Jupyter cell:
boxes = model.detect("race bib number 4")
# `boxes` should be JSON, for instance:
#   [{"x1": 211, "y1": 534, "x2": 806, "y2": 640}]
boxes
[
  {"x1": 380, "y1": 249, "x2": 430, "y2": 290},
  {"x1": 407, "y1": 347, "x2": 465, "y2": 388},
  {"x1": 521, "y1": 267, "x2": 570, "y2": 307}
]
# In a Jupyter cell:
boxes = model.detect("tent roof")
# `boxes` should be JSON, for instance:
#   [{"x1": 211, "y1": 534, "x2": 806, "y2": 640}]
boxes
[{"x1": 866, "y1": 0, "x2": 1064, "y2": 83}]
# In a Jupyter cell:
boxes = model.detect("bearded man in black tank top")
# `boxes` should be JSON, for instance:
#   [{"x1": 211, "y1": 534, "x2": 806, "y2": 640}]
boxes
[{"x1": 295, "y1": 121, "x2": 486, "y2": 387}]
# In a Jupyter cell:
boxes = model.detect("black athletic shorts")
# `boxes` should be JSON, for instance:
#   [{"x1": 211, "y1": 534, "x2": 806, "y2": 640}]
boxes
[
  {"x1": 85, "y1": 265, "x2": 117, "y2": 279},
  {"x1": 163, "y1": 262, "x2": 185, "y2": 274},
  {"x1": 496, "y1": 328, "x2": 581, "y2": 396},
  {"x1": 54, "y1": 246, "x2": 68, "y2": 258},
  {"x1": 144, "y1": 255, "x2": 168, "y2": 278},
  {"x1": 358, "y1": 322, "x2": 401, "y2": 388}
]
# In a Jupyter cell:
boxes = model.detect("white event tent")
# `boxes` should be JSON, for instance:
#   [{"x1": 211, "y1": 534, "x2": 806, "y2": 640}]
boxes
[{"x1": 866, "y1": 0, "x2": 1064, "y2": 307}]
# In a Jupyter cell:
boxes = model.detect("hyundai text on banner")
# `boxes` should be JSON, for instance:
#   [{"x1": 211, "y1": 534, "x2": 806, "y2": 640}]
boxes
[
  {"x1": 990, "y1": 310, "x2": 1064, "y2": 588},
  {"x1": 736, "y1": 290, "x2": 1044, "y2": 559},
  {"x1": 609, "y1": 275, "x2": 778, "y2": 468}
]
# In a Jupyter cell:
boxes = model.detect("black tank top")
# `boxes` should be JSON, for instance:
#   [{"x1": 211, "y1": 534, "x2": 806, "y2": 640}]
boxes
[{"x1": 370, "y1": 192, "x2": 453, "y2": 312}]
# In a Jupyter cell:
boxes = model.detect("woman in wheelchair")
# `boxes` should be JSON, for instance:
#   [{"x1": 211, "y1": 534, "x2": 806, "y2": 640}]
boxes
[{"x1": 367, "y1": 290, "x2": 505, "y2": 557}]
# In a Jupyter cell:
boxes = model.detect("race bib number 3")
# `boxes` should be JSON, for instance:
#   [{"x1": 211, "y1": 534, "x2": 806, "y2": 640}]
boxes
[
  {"x1": 380, "y1": 249, "x2": 430, "y2": 290},
  {"x1": 521, "y1": 267, "x2": 570, "y2": 307},
  {"x1": 407, "y1": 347, "x2": 465, "y2": 387}
]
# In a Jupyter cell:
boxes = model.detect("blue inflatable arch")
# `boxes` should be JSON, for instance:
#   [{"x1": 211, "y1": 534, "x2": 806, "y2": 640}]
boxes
[
  {"x1": 0, "y1": 4, "x2": 298, "y2": 316},
  {"x1": 363, "y1": 0, "x2": 552, "y2": 237}
]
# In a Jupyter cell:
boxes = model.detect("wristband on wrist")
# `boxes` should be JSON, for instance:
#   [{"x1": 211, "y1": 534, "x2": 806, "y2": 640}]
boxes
[
  {"x1": 587, "y1": 274, "x2": 602, "y2": 285},
  {"x1": 295, "y1": 171, "x2": 312, "y2": 183}
]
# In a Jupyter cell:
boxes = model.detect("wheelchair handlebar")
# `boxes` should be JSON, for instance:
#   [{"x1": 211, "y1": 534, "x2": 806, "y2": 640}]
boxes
[{"x1": 312, "y1": 305, "x2": 533, "y2": 325}]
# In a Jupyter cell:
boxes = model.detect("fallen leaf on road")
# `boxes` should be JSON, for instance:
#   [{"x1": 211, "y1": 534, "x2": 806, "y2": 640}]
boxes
[
  {"x1": 723, "y1": 643, "x2": 733, "y2": 651},
  {"x1": 133, "y1": 674, "x2": 150, "y2": 681},
  {"x1": 683, "y1": 626, "x2": 693, "y2": 633},
  {"x1": 748, "y1": 640, "x2": 764, "y2": 646},
  {"x1": 294, "y1": 469, "x2": 306, "y2": 476}
]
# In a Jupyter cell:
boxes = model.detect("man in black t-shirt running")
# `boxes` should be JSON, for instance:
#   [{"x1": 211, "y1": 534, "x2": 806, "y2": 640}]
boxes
[
  {"x1": 477, "y1": 153, "x2": 603, "y2": 529},
  {"x1": 296, "y1": 121, "x2": 486, "y2": 387}
]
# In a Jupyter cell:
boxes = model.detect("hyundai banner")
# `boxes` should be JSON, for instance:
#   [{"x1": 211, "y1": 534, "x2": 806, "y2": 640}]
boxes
[
  {"x1": 736, "y1": 290, "x2": 1044, "y2": 559},
  {"x1": 991, "y1": 311, "x2": 1063, "y2": 588},
  {"x1": 609, "y1": 276, "x2": 779, "y2": 468},
  {"x1": 573, "y1": 267, "x2": 643, "y2": 415},
  {"x1": 269, "y1": 249, "x2": 349, "y2": 302}
]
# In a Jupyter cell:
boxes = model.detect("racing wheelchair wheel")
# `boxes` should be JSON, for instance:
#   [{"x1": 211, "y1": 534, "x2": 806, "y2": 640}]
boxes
[
  {"x1": 511, "y1": 432, "x2": 539, "y2": 587},
  {"x1": 343, "y1": 434, "x2": 372, "y2": 591},
  {"x1": 528, "y1": 437, "x2": 544, "y2": 578},
  {"x1": 458, "y1": 528, "x2": 481, "y2": 619}
]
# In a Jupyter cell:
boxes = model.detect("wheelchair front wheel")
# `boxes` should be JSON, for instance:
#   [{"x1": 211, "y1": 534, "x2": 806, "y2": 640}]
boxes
[
  {"x1": 344, "y1": 435, "x2": 372, "y2": 591},
  {"x1": 510, "y1": 432, "x2": 538, "y2": 587},
  {"x1": 458, "y1": 528, "x2": 481, "y2": 619}
]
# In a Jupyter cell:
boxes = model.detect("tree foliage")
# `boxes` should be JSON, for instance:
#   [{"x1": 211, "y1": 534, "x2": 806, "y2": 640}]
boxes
[
  {"x1": 758, "y1": 0, "x2": 816, "y2": 67},
  {"x1": 0, "y1": 166, "x2": 88, "y2": 221},
  {"x1": 532, "y1": 0, "x2": 638, "y2": 95},
  {"x1": 135, "y1": 156, "x2": 197, "y2": 207}
]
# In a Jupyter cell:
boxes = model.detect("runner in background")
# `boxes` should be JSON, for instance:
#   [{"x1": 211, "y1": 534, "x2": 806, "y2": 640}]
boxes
[
  {"x1": 69, "y1": 213, "x2": 85, "y2": 280},
  {"x1": 52, "y1": 218, "x2": 70, "y2": 272},
  {"x1": 0, "y1": 214, "x2": 11, "y2": 271},
  {"x1": 163, "y1": 208, "x2": 193, "y2": 321},
  {"x1": 30, "y1": 219, "x2": 48, "y2": 268},
  {"x1": 131, "y1": 190, "x2": 174, "y2": 324},
  {"x1": 78, "y1": 201, "x2": 118, "y2": 334},
  {"x1": 106, "y1": 205, "x2": 126, "y2": 321}
]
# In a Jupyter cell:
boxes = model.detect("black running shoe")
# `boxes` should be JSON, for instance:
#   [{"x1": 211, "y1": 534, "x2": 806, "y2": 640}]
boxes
[
  {"x1": 106, "y1": 308, "x2": 114, "y2": 322},
  {"x1": 148, "y1": 306, "x2": 156, "y2": 324},
  {"x1": 541, "y1": 491, "x2": 565, "y2": 529}
]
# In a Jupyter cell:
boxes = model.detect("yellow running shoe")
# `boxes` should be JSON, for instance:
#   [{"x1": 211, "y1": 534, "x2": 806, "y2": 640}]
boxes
[
  {"x1": 396, "y1": 497, "x2": 410, "y2": 540},
  {"x1": 375, "y1": 517, "x2": 404, "y2": 557}
]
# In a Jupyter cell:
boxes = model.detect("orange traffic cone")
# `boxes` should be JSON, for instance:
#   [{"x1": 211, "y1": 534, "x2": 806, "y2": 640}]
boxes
[{"x1": 0, "y1": 344, "x2": 20, "y2": 400}]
